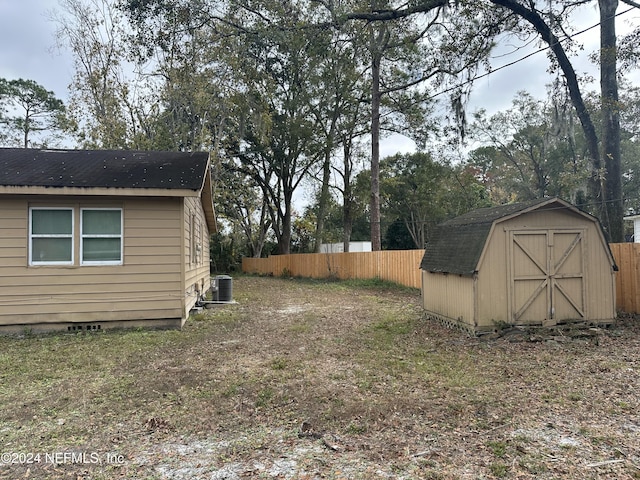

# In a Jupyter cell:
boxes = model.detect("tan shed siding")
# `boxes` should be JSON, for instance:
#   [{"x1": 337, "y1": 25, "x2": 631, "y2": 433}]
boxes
[
  {"x1": 422, "y1": 271, "x2": 475, "y2": 327},
  {"x1": 500, "y1": 211, "x2": 615, "y2": 321},
  {"x1": 0, "y1": 195, "x2": 185, "y2": 326},
  {"x1": 473, "y1": 210, "x2": 616, "y2": 328},
  {"x1": 475, "y1": 225, "x2": 510, "y2": 328},
  {"x1": 584, "y1": 223, "x2": 616, "y2": 320},
  {"x1": 183, "y1": 196, "x2": 212, "y2": 314}
]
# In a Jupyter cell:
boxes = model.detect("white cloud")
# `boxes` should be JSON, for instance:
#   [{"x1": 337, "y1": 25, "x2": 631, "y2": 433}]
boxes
[{"x1": 0, "y1": 0, "x2": 73, "y2": 100}]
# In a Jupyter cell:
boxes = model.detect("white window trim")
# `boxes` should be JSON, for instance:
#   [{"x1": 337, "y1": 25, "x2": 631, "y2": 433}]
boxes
[
  {"x1": 80, "y1": 208, "x2": 123, "y2": 266},
  {"x1": 190, "y1": 211, "x2": 195, "y2": 266},
  {"x1": 197, "y1": 219, "x2": 203, "y2": 265},
  {"x1": 29, "y1": 207, "x2": 74, "y2": 266}
]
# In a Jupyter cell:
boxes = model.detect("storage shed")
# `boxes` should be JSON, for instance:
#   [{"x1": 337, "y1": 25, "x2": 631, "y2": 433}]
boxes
[
  {"x1": 0, "y1": 148, "x2": 216, "y2": 334},
  {"x1": 420, "y1": 197, "x2": 617, "y2": 334}
]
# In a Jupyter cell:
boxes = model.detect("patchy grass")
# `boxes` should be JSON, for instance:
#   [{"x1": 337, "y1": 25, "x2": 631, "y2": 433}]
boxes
[{"x1": 1, "y1": 275, "x2": 639, "y2": 479}]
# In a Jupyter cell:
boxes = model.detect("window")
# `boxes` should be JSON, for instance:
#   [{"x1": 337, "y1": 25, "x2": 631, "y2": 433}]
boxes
[
  {"x1": 190, "y1": 212, "x2": 203, "y2": 266},
  {"x1": 195, "y1": 217, "x2": 202, "y2": 265},
  {"x1": 190, "y1": 212, "x2": 195, "y2": 265},
  {"x1": 81, "y1": 209, "x2": 123, "y2": 265},
  {"x1": 29, "y1": 208, "x2": 74, "y2": 265}
]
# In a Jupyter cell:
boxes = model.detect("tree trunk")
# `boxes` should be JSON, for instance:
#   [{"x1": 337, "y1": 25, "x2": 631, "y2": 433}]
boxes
[
  {"x1": 342, "y1": 142, "x2": 354, "y2": 253},
  {"x1": 600, "y1": 0, "x2": 623, "y2": 242},
  {"x1": 490, "y1": 0, "x2": 602, "y2": 206},
  {"x1": 314, "y1": 149, "x2": 332, "y2": 252},
  {"x1": 370, "y1": 45, "x2": 382, "y2": 251},
  {"x1": 252, "y1": 203, "x2": 270, "y2": 258},
  {"x1": 278, "y1": 200, "x2": 292, "y2": 254}
]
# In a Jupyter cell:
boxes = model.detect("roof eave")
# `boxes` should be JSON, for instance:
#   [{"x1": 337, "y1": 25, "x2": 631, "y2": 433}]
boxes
[
  {"x1": 0, "y1": 185, "x2": 200, "y2": 197},
  {"x1": 426, "y1": 269, "x2": 477, "y2": 277},
  {"x1": 491, "y1": 197, "x2": 595, "y2": 226},
  {"x1": 198, "y1": 156, "x2": 217, "y2": 233}
]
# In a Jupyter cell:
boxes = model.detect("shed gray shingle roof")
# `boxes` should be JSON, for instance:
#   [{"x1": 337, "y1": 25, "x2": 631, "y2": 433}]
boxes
[
  {"x1": 420, "y1": 197, "x2": 586, "y2": 276},
  {"x1": 0, "y1": 148, "x2": 210, "y2": 191}
]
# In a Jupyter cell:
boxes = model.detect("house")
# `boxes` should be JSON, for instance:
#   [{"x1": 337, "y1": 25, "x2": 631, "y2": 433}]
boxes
[
  {"x1": 319, "y1": 241, "x2": 372, "y2": 253},
  {"x1": 624, "y1": 214, "x2": 640, "y2": 242},
  {"x1": 420, "y1": 197, "x2": 617, "y2": 335},
  {"x1": 0, "y1": 148, "x2": 216, "y2": 333}
]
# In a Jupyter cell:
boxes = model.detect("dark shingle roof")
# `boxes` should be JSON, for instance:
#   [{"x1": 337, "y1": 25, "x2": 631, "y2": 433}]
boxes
[
  {"x1": 0, "y1": 148, "x2": 210, "y2": 191},
  {"x1": 420, "y1": 197, "x2": 580, "y2": 275}
]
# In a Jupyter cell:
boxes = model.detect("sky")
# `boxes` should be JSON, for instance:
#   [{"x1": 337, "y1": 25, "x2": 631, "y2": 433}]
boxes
[
  {"x1": 0, "y1": 1, "x2": 73, "y2": 102},
  {"x1": 0, "y1": 1, "x2": 638, "y2": 157}
]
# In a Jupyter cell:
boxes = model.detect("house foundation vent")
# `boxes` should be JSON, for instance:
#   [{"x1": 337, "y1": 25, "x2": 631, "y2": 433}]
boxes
[{"x1": 67, "y1": 324, "x2": 102, "y2": 332}]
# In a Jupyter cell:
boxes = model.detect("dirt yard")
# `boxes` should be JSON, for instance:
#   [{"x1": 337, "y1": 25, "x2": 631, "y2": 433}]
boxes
[{"x1": 0, "y1": 275, "x2": 639, "y2": 479}]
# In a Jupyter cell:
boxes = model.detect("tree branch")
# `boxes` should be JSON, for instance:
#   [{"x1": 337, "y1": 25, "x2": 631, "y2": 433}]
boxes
[
  {"x1": 620, "y1": 0, "x2": 640, "y2": 8},
  {"x1": 490, "y1": 0, "x2": 600, "y2": 167},
  {"x1": 344, "y1": 0, "x2": 448, "y2": 22}
]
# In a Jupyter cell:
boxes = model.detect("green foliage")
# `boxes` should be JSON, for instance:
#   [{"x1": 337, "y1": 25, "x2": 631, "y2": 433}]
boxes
[
  {"x1": 487, "y1": 440, "x2": 508, "y2": 458},
  {"x1": 378, "y1": 151, "x2": 489, "y2": 248},
  {"x1": 209, "y1": 232, "x2": 242, "y2": 274},
  {"x1": 269, "y1": 357, "x2": 288, "y2": 371},
  {"x1": 217, "y1": 1, "x2": 344, "y2": 254},
  {"x1": 383, "y1": 218, "x2": 415, "y2": 250},
  {"x1": 213, "y1": 163, "x2": 275, "y2": 259},
  {"x1": 291, "y1": 212, "x2": 317, "y2": 253},
  {"x1": 0, "y1": 77, "x2": 66, "y2": 147},
  {"x1": 468, "y1": 90, "x2": 589, "y2": 204},
  {"x1": 618, "y1": 26, "x2": 640, "y2": 72},
  {"x1": 619, "y1": 84, "x2": 640, "y2": 215},
  {"x1": 468, "y1": 85, "x2": 640, "y2": 219},
  {"x1": 281, "y1": 267, "x2": 292, "y2": 278},
  {"x1": 54, "y1": 0, "x2": 639, "y2": 251},
  {"x1": 295, "y1": 194, "x2": 370, "y2": 252},
  {"x1": 54, "y1": 0, "x2": 133, "y2": 148},
  {"x1": 489, "y1": 462, "x2": 509, "y2": 478},
  {"x1": 255, "y1": 387, "x2": 275, "y2": 408}
]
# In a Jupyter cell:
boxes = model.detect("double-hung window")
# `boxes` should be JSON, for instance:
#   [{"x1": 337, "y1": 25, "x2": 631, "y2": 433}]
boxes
[
  {"x1": 29, "y1": 208, "x2": 74, "y2": 265},
  {"x1": 81, "y1": 209, "x2": 123, "y2": 265},
  {"x1": 29, "y1": 207, "x2": 123, "y2": 266}
]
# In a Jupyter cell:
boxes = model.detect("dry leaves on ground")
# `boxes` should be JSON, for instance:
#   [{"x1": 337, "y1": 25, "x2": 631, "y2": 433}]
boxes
[{"x1": 0, "y1": 275, "x2": 639, "y2": 479}]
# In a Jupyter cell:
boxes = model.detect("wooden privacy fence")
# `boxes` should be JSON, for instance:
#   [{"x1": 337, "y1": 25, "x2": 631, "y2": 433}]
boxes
[
  {"x1": 242, "y1": 250, "x2": 425, "y2": 289},
  {"x1": 242, "y1": 244, "x2": 640, "y2": 313},
  {"x1": 610, "y1": 243, "x2": 640, "y2": 314}
]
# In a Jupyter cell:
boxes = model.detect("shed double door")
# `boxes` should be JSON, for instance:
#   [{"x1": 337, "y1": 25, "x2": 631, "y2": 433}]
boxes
[{"x1": 508, "y1": 229, "x2": 586, "y2": 325}]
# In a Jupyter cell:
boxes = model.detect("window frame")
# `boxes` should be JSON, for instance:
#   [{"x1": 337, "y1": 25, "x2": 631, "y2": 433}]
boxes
[
  {"x1": 28, "y1": 207, "x2": 75, "y2": 266},
  {"x1": 190, "y1": 211, "x2": 195, "y2": 266},
  {"x1": 80, "y1": 208, "x2": 123, "y2": 266}
]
